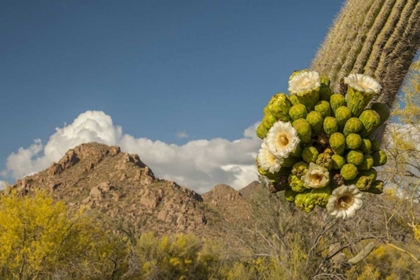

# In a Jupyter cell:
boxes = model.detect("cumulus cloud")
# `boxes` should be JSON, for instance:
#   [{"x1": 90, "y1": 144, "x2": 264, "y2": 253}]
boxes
[
  {"x1": 176, "y1": 130, "x2": 189, "y2": 139},
  {"x1": 1, "y1": 110, "x2": 261, "y2": 193}
]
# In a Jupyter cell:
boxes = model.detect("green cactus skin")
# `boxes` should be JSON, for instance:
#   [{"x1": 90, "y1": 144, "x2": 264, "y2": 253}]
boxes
[
  {"x1": 358, "y1": 155, "x2": 374, "y2": 171},
  {"x1": 340, "y1": 163, "x2": 358, "y2": 180},
  {"x1": 292, "y1": 118, "x2": 312, "y2": 144},
  {"x1": 335, "y1": 106, "x2": 352, "y2": 129},
  {"x1": 311, "y1": 186, "x2": 332, "y2": 208},
  {"x1": 343, "y1": 117, "x2": 363, "y2": 136},
  {"x1": 311, "y1": 0, "x2": 420, "y2": 113},
  {"x1": 294, "y1": 191, "x2": 315, "y2": 213},
  {"x1": 331, "y1": 154, "x2": 346, "y2": 170},
  {"x1": 346, "y1": 150, "x2": 364, "y2": 166},
  {"x1": 256, "y1": 123, "x2": 269, "y2": 139},
  {"x1": 289, "y1": 103, "x2": 309, "y2": 121},
  {"x1": 289, "y1": 94, "x2": 300, "y2": 106},
  {"x1": 329, "y1": 132, "x2": 346, "y2": 155},
  {"x1": 366, "y1": 180, "x2": 384, "y2": 194},
  {"x1": 360, "y1": 138, "x2": 372, "y2": 154},
  {"x1": 359, "y1": 109, "x2": 381, "y2": 137},
  {"x1": 316, "y1": 152, "x2": 333, "y2": 170},
  {"x1": 284, "y1": 188, "x2": 298, "y2": 202},
  {"x1": 359, "y1": 168, "x2": 377, "y2": 183},
  {"x1": 266, "y1": 93, "x2": 293, "y2": 121},
  {"x1": 289, "y1": 174, "x2": 307, "y2": 193},
  {"x1": 346, "y1": 175, "x2": 371, "y2": 191},
  {"x1": 345, "y1": 133, "x2": 362, "y2": 150},
  {"x1": 370, "y1": 102, "x2": 390, "y2": 126},
  {"x1": 323, "y1": 116, "x2": 339, "y2": 136},
  {"x1": 314, "y1": 100, "x2": 332, "y2": 118},
  {"x1": 289, "y1": 144, "x2": 303, "y2": 158},
  {"x1": 346, "y1": 86, "x2": 376, "y2": 117},
  {"x1": 330, "y1": 94, "x2": 346, "y2": 114},
  {"x1": 371, "y1": 140, "x2": 381, "y2": 152},
  {"x1": 302, "y1": 145, "x2": 320, "y2": 163},
  {"x1": 281, "y1": 156, "x2": 301, "y2": 168},
  {"x1": 371, "y1": 149, "x2": 387, "y2": 166},
  {"x1": 306, "y1": 111, "x2": 324, "y2": 134},
  {"x1": 292, "y1": 161, "x2": 309, "y2": 177}
]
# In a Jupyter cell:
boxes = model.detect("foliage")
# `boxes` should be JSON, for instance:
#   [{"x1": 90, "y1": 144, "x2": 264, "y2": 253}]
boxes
[{"x1": 0, "y1": 189, "x2": 112, "y2": 279}]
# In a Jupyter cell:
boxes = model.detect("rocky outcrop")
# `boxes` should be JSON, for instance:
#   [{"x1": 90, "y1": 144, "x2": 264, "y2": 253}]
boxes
[{"x1": 10, "y1": 142, "x2": 207, "y2": 234}]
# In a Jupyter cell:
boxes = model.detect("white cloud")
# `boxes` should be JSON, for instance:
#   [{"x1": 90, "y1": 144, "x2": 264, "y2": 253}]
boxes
[
  {"x1": 1, "y1": 110, "x2": 262, "y2": 193},
  {"x1": 176, "y1": 130, "x2": 189, "y2": 139}
]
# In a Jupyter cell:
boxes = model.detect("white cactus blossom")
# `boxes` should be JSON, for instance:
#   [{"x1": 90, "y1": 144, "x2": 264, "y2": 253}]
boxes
[
  {"x1": 257, "y1": 141, "x2": 283, "y2": 174},
  {"x1": 301, "y1": 162, "x2": 329, "y2": 189},
  {"x1": 266, "y1": 121, "x2": 300, "y2": 159},
  {"x1": 288, "y1": 71, "x2": 320, "y2": 96},
  {"x1": 327, "y1": 185, "x2": 363, "y2": 219},
  {"x1": 344, "y1": 73, "x2": 381, "y2": 94}
]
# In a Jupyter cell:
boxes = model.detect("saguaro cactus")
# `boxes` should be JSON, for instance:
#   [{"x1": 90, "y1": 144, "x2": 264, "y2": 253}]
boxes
[{"x1": 311, "y1": 0, "x2": 420, "y2": 109}]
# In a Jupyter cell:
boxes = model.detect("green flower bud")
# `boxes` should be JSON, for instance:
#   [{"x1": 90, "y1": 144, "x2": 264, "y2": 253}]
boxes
[
  {"x1": 281, "y1": 156, "x2": 301, "y2": 168},
  {"x1": 371, "y1": 140, "x2": 381, "y2": 152},
  {"x1": 284, "y1": 188, "x2": 298, "y2": 202},
  {"x1": 345, "y1": 133, "x2": 362, "y2": 150},
  {"x1": 358, "y1": 155, "x2": 374, "y2": 170},
  {"x1": 335, "y1": 106, "x2": 352, "y2": 129},
  {"x1": 323, "y1": 116, "x2": 339, "y2": 137},
  {"x1": 288, "y1": 174, "x2": 307, "y2": 193},
  {"x1": 289, "y1": 94, "x2": 300, "y2": 106},
  {"x1": 256, "y1": 123, "x2": 269, "y2": 139},
  {"x1": 316, "y1": 152, "x2": 333, "y2": 170},
  {"x1": 346, "y1": 150, "x2": 364, "y2": 166},
  {"x1": 262, "y1": 113, "x2": 277, "y2": 130},
  {"x1": 346, "y1": 175, "x2": 371, "y2": 191},
  {"x1": 289, "y1": 103, "x2": 309, "y2": 121},
  {"x1": 266, "y1": 93, "x2": 293, "y2": 122},
  {"x1": 359, "y1": 109, "x2": 381, "y2": 137},
  {"x1": 330, "y1": 93, "x2": 346, "y2": 114},
  {"x1": 302, "y1": 145, "x2": 319, "y2": 163},
  {"x1": 306, "y1": 111, "x2": 324, "y2": 134},
  {"x1": 314, "y1": 100, "x2": 332, "y2": 118},
  {"x1": 340, "y1": 163, "x2": 358, "y2": 180},
  {"x1": 292, "y1": 161, "x2": 309, "y2": 177},
  {"x1": 366, "y1": 180, "x2": 384, "y2": 194},
  {"x1": 332, "y1": 154, "x2": 346, "y2": 169},
  {"x1": 311, "y1": 186, "x2": 332, "y2": 207},
  {"x1": 343, "y1": 117, "x2": 363, "y2": 136},
  {"x1": 370, "y1": 102, "x2": 390, "y2": 126},
  {"x1": 329, "y1": 132, "x2": 346, "y2": 155},
  {"x1": 294, "y1": 191, "x2": 315, "y2": 213},
  {"x1": 372, "y1": 149, "x2": 387, "y2": 166},
  {"x1": 292, "y1": 118, "x2": 312, "y2": 144},
  {"x1": 346, "y1": 85, "x2": 376, "y2": 117},
  {"x1": 360, "y1": 138, "x2": 372, "y2": 154},
  {"x1": 359, "y1": 168, "x2": 377, "y2": 182},
  {"x1": 319, "y1": 76, "x2": 333, "y2": 101}
]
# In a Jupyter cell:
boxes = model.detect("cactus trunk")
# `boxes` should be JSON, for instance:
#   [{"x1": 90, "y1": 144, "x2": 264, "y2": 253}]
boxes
[{"x1": 311, "y1": 0, "x2": 420, "y2": 141}]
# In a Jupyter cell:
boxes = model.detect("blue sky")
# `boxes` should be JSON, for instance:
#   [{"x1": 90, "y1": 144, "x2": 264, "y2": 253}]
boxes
[{"x1": 0, "y1": 0, "x2": 345, "y2": 192}]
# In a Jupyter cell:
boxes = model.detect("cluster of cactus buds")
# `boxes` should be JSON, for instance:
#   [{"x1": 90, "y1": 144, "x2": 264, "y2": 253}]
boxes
[{"x1": 256, "y1": 70, "x2": 389, "y2": 219}]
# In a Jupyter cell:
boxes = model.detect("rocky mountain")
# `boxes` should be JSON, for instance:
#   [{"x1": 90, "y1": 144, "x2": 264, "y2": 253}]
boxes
[{"x1": 8, "y1": 142, "x2": 258, "y2": 242}]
